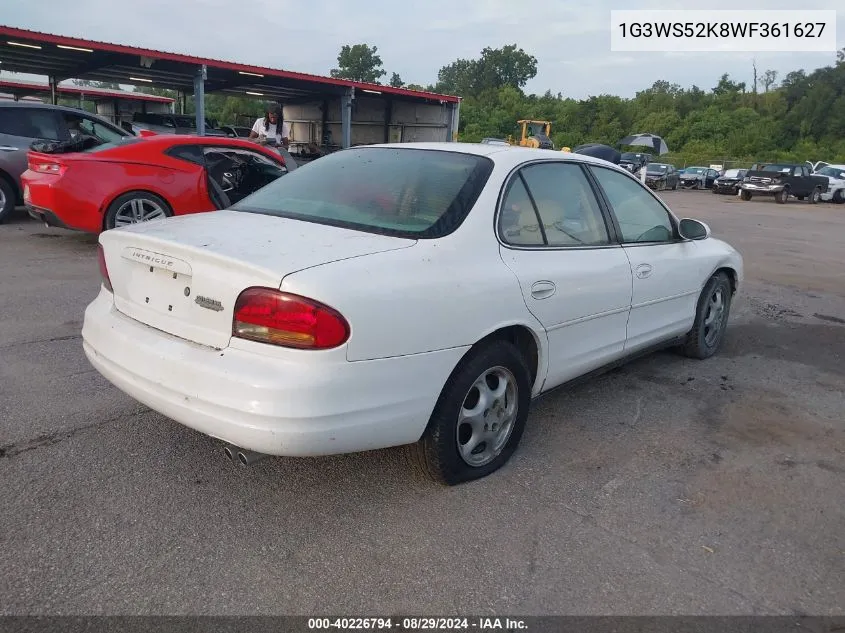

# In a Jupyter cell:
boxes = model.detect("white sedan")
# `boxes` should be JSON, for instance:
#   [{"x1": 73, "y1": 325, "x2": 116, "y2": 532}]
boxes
[
  {"x1": 82, "y1": 142, "x2": 743, "y2": 485},
  {"x1": 816, "y1": 164, "x2": 845, "y2": 203}
]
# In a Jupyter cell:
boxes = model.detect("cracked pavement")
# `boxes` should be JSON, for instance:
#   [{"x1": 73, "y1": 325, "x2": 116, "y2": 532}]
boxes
[{"x1": 0, "y1": 193, "x2": 843, "y2": 615}]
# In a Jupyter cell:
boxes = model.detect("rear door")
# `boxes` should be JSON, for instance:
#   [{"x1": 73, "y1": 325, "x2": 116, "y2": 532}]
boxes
[{"x1": 0, "y1": 106, "x2": 62, "y2": 188}]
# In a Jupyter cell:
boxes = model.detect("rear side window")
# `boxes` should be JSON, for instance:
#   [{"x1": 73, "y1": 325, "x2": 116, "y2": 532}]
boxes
[
  {"x1": 0, "y1": 108, "x2": 60, "y2": 140},
  {"x1": 165, "y1": 144, "x2": 205, "y2": 165},
  {"x1": 232, "y1": 147, "x2": 494, "y2": 239}
]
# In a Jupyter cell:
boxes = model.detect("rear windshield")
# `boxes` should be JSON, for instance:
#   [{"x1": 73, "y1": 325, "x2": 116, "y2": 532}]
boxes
[
  {"x1": 232, "y1": 147, "x2": 494, "y2": 238},
  {"x1": 83, "y1": 137, "x2": 144, "y2": 153}
]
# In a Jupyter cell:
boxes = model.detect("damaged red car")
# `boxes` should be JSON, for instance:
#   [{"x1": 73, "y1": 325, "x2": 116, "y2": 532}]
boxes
[{"x1": 22, "y1": 135, "x2": 288, "y2": 234}]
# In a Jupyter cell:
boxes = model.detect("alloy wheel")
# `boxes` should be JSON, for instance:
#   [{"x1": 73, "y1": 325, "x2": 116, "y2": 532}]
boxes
[{"x1": 455, "y1": 366, "x2": 518, "y2": 467}]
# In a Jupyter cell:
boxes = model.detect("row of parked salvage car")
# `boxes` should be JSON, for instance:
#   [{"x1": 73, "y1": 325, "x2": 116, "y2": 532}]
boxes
[
  {"x1": 2, "y1": 100, "x2": 750, "y2": 484},
  {"x1": 641, "y1": 159, "x2": 845, "y2": 204}
]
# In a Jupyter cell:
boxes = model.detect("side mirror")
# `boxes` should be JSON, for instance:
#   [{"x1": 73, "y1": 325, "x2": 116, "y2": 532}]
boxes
[{"x1": 679, "y1": 218, "x2": 711, "y2": 240}]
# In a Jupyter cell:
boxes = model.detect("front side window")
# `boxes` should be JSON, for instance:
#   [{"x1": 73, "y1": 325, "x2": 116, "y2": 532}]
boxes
[
  {"x1": 499, "y1": 162, "x2": 609, "y2": 247},
  {"x1": 233, "y1": 147, "x2": 494, "y2": 239},
  {"x1": 590, "y1": 166, "x2": 675, "y2": 244},
  {"x1": 204, "y1": 146, "x2": 287, "y2": 205}
]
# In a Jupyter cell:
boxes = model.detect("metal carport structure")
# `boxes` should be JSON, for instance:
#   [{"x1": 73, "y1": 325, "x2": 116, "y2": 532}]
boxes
[{"x1": 0, "y1": 25, "x2": 461, "y2": 148}]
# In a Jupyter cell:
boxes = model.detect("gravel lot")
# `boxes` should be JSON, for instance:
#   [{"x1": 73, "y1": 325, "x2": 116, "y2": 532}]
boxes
[{"x1": 0, "y1": 192, "x2": 843, "y2": 616}]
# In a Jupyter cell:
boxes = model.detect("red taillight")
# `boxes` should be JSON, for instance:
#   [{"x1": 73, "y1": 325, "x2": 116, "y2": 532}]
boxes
[
  {"x1": 97, "y1": 245, "x2": 113, "y2": 292},
  {"x1": 28, "y1": 157, "x2": 67, "y2": 175},
  {"x1": 137, "y1": 129, "x2": 158, "y2": 138},
  {"x1": 232, "y1": 287, "x2": 349, "y2": 350}
]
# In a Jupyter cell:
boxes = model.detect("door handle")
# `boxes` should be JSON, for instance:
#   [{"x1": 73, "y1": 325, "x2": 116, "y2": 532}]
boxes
[
  {"x1": 0, "y1": 146, "x2": 20, "y2": 152},
  {"x1": 635, "y1": 263, "x2": 653, "y2": 279},
  {"x1": 530, "y1": 280, "x2": 556, "y2": 300}
]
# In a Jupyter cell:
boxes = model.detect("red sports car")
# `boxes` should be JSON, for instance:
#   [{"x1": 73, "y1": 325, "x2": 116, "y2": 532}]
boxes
[{"x1": 22, "y1": 135, "x2": 289, "y2": 234}]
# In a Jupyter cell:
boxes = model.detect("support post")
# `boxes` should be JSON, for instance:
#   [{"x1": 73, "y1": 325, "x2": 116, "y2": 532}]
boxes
[
  {"x1": 449, "y1": 100, "x2": 461, "y2": 142},
  {"x1": 341, "y1": 87, "x2": 354, "y2": 149},
  {"x1": 48, "y1": 76, "x2": 58, "y2": 105},
  {"x1": 384, "y1": 99, "x2": 393, "y2": 143},
  {"x1": 194, "y1": 65, "x2": 207, "y2": 136},
  {"x1": 321, "y1": 100, "x2": 329, "y2": 147}
]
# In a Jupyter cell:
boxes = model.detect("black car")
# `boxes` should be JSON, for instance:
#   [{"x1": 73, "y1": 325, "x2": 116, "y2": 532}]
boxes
[
  {"x1": 619, "y1": 151, "x2": 652, "y2": 173},
  {"x1": 712, "y1": 168, "x2": 748, "y2": 194},
  {"x1": 679, "y1": 166, "x2": 721, "y2": 189},
  {"x1": 644, "y1": 163, "x2": 679, "y2": 190}
]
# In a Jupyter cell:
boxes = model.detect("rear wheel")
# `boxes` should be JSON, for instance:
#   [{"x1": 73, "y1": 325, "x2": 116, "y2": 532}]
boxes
[
  {"x1": 833, "y1": 189, "x2": 844, "y2": 204},
  {"x1": 0, "y1": 177, "x2": 15, "y2": 224},
  {"x1": 807, "y1": 187, "x2": 821, "y2": 204},
  {"x1": 681, "y1": 272, "x2": 733, "y2": 360},
  {"x1": 104, "y1": 191, "x2": 172, "y2": 230},
  {"x1": 408, "y1": 339, "x2": 532, "y2": 485},
  {"x1": 775, "y1": 188, "x2": 789, "y2": 204},
  {"x1": 740, "y1": 190, "x2": 752, "y2": 201}
]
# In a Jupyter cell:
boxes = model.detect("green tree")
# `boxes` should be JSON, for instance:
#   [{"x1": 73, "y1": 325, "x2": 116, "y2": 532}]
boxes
[
  {"x1": 389, "y1": 72, "x2": 404, "y2": 88},
  {"x1": 435, "y1": 45, "x2": 538, "y2": 97},
  {"x1": 330, "y1": 44, "x2": 386, "y2": 83}
]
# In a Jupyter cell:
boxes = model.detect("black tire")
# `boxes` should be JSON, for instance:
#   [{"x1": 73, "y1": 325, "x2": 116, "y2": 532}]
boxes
[
  {"x1": 408, "y1": 339, "x2": 533, "y2": 485},
  {"x1": 672, "y1": 181, "x2": 678, "y2": 190},
  {"x1": 807, "y1": 187, "x2": 820, "y2": 204},
  {"x1": 104, "y1": 191, "x2": 173, "y2": 230},
  {"x1": 833, "y1": 189, "x2": 844, "y2": 204},
  {"x1": 775, "y1": 188, "x2": 789, "y2": 204},
  {"x1": 681, "y1": 272, "x2": 733, "y2": 360},
  {"x1": 740, "y1": 190, "x2": 752, "y2": 201},
  {"x1": 0, "y1": 177, "x2": 15, "y2": 224}
]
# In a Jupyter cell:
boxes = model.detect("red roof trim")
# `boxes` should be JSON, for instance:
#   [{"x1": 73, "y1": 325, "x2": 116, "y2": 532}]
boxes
[
  {"x1": 0, "y1": 25, "x2": 461, "y2": 103},
  {"x1": 0, "y1": 79, "x2": 175, "y2": 103}
]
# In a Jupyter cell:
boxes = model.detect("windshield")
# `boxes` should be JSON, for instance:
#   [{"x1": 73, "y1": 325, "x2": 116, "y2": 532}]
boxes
[
  {"x1": 647, "y1": 164, "x2": 668, "y2": 174},
  {"x1": 758, "y1": 164, "x2": 794, "y2": 173},
  {"x1": 232, "y1": 147, "x2": 494, "y2": 239},
  {"x1": 723, "y1": 169, "x2": 743, "y2": 178},
  {"x1": 685, "y1": 167, "x2": 705, "y2": 174},
  {"x1": 816, "y1": 166, "x2": 845, "y2": 179}
]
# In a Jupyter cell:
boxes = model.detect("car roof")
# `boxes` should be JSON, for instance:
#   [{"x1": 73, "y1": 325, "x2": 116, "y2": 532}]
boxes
[
  {"x1": 0, "y1": 100, "x2": 95, "y2": 115},
  {"x1": 361, "y1": 142, "x2": 634, "y2": 173}
]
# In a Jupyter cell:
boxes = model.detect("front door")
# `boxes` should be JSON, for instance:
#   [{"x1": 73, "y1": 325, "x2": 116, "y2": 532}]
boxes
[
  {"x1": 588, "y1": 164, "x2": 704, "y2": 351},
  {"x1": 497, "y1": 160, "x2": 633, "y2": 390}
]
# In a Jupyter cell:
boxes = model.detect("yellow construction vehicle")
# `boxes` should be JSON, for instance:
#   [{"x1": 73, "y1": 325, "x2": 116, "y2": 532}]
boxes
[
  {"x1": 508, "y1": 120, "x2": 554, "y2": 149},
  {"x1": 507, "y1": 120, "x2": 570, "y2": 151}
]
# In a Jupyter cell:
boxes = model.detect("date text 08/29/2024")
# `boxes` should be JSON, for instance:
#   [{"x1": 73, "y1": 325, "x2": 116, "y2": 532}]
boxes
[{"x1": 307, "y1": 617, "x2": 528, "y2": 630}]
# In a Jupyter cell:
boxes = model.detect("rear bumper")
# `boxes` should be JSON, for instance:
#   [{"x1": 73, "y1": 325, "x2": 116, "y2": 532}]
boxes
[
  {"x1": 25, "y1": 204, "x2": 75, "y2": 230},
  {"x1": 82, "y1": 288, "x2": 468, "y2": 457}
]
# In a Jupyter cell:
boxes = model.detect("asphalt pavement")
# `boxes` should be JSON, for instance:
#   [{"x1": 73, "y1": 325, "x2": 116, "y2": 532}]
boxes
[{"x1": 0, "y1": 192, "x2": 843, "y2": 615}]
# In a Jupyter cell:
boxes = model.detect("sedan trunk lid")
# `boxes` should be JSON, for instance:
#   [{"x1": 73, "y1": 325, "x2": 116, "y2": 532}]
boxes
[{"x1": 99, "y1": 210, "x2": 416, "y2": 349}]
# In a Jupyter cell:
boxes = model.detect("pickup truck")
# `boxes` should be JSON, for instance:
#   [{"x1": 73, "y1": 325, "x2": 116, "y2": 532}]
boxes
[{"x1": 739, "y1": 163, "x2": 829, "y2": 204}]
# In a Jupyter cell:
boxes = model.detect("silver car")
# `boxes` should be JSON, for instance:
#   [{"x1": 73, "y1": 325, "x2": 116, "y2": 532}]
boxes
[{"x1": 0, "y1": 102, "x2": 131, "y2": 223}]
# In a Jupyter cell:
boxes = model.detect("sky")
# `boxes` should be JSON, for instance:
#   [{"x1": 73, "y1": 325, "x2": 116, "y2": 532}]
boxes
[{"x1": 1, "y1": 0, "x2": 843, "y2": 99}]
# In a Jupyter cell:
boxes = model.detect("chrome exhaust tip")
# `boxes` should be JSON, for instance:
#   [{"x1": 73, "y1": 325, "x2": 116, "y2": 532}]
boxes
[
  {"x1": 236, "y1": 448, "x2": 268, "y2": 467},
  {"x1": 223, "y1": 444, "x2": 236, "y2": 461}
]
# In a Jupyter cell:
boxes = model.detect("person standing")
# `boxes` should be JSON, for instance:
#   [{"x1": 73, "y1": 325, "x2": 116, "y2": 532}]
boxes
[{"x1": 249, "y1": 103, "x2": 290, "y2": 148}]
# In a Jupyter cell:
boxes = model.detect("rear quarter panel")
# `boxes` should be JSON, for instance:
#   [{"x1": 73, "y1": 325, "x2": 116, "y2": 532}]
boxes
[{"x1": 93, "y1": 160, "x2": 210, "y2": 220}]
